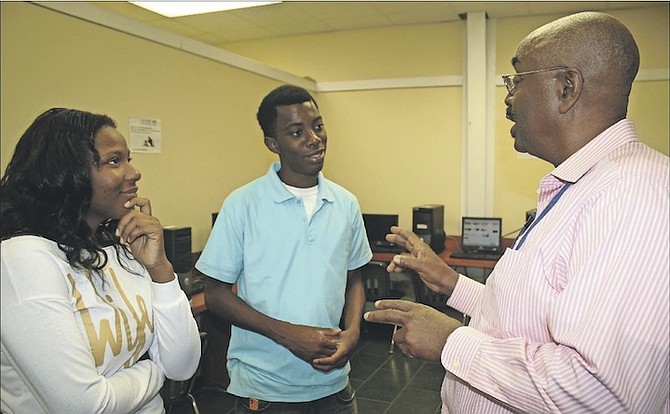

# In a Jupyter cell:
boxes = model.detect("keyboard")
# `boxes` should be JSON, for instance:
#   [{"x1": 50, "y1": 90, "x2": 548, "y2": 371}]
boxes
[
  {"x1": 371, "y1": 242, "x2": 406, "y2": 253},
  {"x1": 178, "y1": 271, "x2": 206, "y2": 297},
  {"x1": 450, "y1": 251, "x2": 503, "y2": 261}
]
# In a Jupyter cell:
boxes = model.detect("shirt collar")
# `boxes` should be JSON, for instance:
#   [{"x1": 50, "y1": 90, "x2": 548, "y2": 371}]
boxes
[
  {"x1": 549, "y1": 119, "x2": 639, "y2": 185},
  {"x1": 265, "y1": 162, "x2": 334, "y2": 203}
]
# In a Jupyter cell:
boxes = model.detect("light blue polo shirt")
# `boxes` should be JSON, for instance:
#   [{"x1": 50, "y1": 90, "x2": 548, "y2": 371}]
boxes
[{"x1": 196, "y1": 162, "x2": 373, "y2": 402}]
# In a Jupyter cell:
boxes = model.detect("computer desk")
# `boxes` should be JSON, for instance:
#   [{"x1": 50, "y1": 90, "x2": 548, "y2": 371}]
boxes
[
  {"x1": 190, "y1": 290, "x2": 206, "y2": 315},
  {"x1": 190, "y1": 235, "x2": 515, "y2": 315},
  {"x1": 186, "y1": 263, "x2": 230, "y2": 390},
  {"x1": 372, "y1": 235, "x2": 515, "y2": 270}
]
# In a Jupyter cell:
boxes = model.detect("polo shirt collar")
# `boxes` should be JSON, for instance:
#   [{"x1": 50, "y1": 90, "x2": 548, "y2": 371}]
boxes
[{"x1": 265, "y1": 162, "x2": 334, "y2": 204}]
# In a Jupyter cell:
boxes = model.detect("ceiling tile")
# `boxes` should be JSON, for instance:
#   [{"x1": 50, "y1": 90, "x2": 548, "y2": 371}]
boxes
[
  {"x1": 175, "y1": 11, "x2": 259, "y2": 33},
  {"x1": 293, "y1": 1, "x2": 383, "y2": 19},
  {"x1": 450, "y1": 2, "x2": 530, "y2": 18},
  {"x1": 231, "y1": 2, "x2": 315, "y2": 25},
  {"x1": 526, "y1": 2, "x2": 607, "y2": 16},
  {"x1": 214, "y1": 27, "x2": 278, "y2": 44},
  {"x1": 263, "y1": 19, "x2": 336, "y2": 36},
  {"x1": 92, "y1": 2, "x2": 165, "y2": 22},
  {"x1": 322, "y1": 14, "x2": 393, "y2": 31},
  {"x1": 84, "y1": 1, "x2": 664, "y2": 46}
]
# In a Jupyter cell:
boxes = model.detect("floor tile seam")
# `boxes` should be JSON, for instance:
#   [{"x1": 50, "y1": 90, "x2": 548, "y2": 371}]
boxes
[
  {"x1": 382, "y1": 361, "x2": 426, "y2": 414},
  {"x1": 356, "y1": 396, "x2": 394, "y2": 404},
  {"x1": 352, "y1": 352, "x2": 396, "y2": 392}
]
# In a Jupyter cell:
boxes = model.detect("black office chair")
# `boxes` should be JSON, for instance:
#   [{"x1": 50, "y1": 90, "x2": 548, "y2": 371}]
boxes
[
  {"x1": 411, "y1": 271, "x2": 468, "y2": 324},
  {"x1": 161, "y1": 331, "x2": 209, "y2": 414},
  {"x1": 361, "y1": 261, "x2": 407, "y2": 353}
]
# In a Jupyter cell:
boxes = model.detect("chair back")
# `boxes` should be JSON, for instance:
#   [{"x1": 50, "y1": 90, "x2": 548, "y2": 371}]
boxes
[
  {"x1": 161, "y1": 331, "x2": 209, "y2": 414},
  {"x1": 361, "y1": 261, "x2": 392, "y2": 301},
  {"x1": 411, "y1": 271, "x2": 450, "y2": 311}
]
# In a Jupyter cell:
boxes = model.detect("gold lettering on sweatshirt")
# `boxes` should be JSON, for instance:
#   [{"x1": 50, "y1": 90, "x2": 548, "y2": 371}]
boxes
[
  {"x1": 68, "y1": 267, "x2": 154, "y2": 368},
  {"x1": 108, "y1": 268, "x2": 153, "y2": 366}
]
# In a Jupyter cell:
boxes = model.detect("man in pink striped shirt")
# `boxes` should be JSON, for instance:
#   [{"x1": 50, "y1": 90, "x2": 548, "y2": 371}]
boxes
[{"x1": 365, "y1": 11, "x2": 669, "y2": 413}]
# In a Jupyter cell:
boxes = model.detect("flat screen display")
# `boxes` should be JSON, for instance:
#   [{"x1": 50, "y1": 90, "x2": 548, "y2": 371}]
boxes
[{"x1": 461, "y1": 217, "x2": 502, "y2": 251}]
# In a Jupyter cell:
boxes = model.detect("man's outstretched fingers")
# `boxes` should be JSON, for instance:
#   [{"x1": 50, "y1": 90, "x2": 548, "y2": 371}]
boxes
[{"x1": 364, "y1": 299, "x2": 417, "y2": 326}]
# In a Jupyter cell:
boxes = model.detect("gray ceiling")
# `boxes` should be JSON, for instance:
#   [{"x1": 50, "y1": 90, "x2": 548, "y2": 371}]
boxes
[{"x1": 91, "y1": 2, "x2": 662, "y2": 46}]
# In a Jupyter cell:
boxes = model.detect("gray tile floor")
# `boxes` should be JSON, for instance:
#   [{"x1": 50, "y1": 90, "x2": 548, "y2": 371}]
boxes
[
  {"x1": 350, "y1": 323, "x2": 443, "y2": 414},
  {"x1": 167, "y1": 322, "x2": 444, "y2": 414},
  {"x1": 168, "y1": 272, "x2": 454, "y2": 414}
]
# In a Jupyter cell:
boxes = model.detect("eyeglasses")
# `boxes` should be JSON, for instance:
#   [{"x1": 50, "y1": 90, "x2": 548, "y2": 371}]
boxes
[{"x1": 501, "y1": 66, "x2": 568, "y2": 95}]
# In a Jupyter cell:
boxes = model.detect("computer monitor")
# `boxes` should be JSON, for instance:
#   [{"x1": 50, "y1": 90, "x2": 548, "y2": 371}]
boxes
[
  {"x1": 362, "y1": 214, "x2": 398, "y2": 245},
  {"x1": 460, "y1": 217, "x2": 502, "y2": 253}
]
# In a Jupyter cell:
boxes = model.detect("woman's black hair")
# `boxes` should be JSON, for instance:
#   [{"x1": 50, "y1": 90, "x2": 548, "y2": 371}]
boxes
[{"x1": 1, "y1": 108, "x2": 133, "y2": 275}]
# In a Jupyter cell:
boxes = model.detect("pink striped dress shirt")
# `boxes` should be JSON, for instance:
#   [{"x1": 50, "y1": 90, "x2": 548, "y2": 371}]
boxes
[{"x1": 442, "y1": 120, "x2": 669, "y2": 413}]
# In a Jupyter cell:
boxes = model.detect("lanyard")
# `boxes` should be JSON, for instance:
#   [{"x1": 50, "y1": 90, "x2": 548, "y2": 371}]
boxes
[{"x1": 513, "y1": 183, "x2": 572, "y2": 250}]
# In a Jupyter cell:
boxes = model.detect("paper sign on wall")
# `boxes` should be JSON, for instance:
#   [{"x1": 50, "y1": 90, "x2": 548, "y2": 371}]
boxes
[{"x1": 130, "y1": 117, "x2": 162, "y2": 153}]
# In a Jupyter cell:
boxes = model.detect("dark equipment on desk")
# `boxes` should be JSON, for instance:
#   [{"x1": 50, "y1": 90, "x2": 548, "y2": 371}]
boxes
[
  {"x1": 362, "y1": 213, "x2": 405, "y2": 253},
  {"x1": 525, "y1": 208, "x2": 537, "y2": 224},
  {"x1": 412, "y1": 204, "x2": 446, "y2": 253},
  {"x1": 450, "y1": 217, "x2": 503, "y2": 260},
  {"x1": 164, "y1": 226, "x2": 192, "y2": 273},
  {"x1": 163, "y1": 226, "x2": 205, "y2": 296}
]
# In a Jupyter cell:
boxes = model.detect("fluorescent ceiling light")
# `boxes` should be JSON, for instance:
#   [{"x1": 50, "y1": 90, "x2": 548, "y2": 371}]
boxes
[{"x1": 131, "y1": 2, "x2": 281, "y2": 18}]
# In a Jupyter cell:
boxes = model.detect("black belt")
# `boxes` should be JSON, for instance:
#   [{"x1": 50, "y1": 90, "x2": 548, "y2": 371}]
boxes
[{"x1": 235, "y1": 382, "x2": 355, "y2": 411}]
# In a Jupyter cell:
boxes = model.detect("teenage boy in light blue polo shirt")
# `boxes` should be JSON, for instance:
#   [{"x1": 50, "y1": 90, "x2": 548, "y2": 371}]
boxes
[{"x1": 196, "y1": 84, "x2": 372, "y2": 414}]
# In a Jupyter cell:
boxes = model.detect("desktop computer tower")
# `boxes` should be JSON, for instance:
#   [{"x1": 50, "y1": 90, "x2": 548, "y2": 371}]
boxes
[
  {"x1": 163, "y1": 226, "x2": 192, "y2": 274},
  {"x1": 412, "y1": 204, "x2": 446, "y2": 253},
  {"x1": 525, "y1": 208, "x2": 537, "y2": 223}
]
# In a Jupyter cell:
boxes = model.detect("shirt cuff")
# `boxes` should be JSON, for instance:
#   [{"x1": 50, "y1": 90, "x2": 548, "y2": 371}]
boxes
[
  {"x1": 446, "y1": 274, "x2": 484, "y2": 316},
  {"x1": 441, "y1": 325, "x2": 490, "y2": 381},
  {"x1": 151, "y1": 275, "x2": 184, "y2": 303}
]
